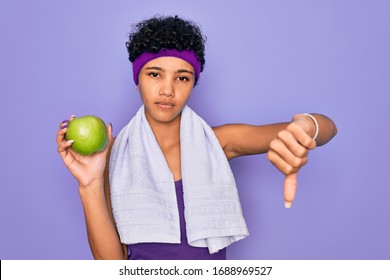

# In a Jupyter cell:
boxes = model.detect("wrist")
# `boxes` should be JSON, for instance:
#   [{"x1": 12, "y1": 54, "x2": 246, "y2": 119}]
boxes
[
  {"x1": 78, "y1": 176, "x2": 104, "y2": 196},
  {"x1": 292, "y1": 113, "x2": 319, "y2": 140}
]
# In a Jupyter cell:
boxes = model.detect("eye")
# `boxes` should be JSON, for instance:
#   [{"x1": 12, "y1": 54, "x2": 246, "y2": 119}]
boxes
[
  {"x1": 148, "y1": 72, "x2": 160, "y2": 78},
  {"x1": 178, "y1": 76, "x2": 190, "y2": 82}
]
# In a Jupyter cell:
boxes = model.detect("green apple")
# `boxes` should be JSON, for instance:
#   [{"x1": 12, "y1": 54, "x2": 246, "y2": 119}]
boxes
[{"x1": 65, "y1": 115, "x2": 108, "y2": 156}]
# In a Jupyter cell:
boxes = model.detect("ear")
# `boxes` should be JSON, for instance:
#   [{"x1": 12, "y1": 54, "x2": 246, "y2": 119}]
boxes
[{"x1": 136, "y1": 84, "x2": 140, "y2": 92}]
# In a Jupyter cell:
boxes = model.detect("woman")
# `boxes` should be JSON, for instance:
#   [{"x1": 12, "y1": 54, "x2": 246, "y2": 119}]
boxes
[{"x1": 56, "y1": 15, "x2": 337, "y2": 260}]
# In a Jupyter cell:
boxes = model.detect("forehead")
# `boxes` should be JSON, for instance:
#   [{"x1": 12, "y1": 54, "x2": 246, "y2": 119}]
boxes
[{"x1": 142, "y1": 56, "x2": 194, "y2": 72}]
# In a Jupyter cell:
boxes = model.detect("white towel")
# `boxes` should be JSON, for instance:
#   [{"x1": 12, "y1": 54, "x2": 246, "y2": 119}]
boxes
[{"x1": 109, "y1": 105, "x2": 249, "y2": 254}]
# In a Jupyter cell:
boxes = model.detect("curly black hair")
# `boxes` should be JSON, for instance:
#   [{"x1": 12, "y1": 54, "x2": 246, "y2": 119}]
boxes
[{"x1": 126, "y1": 15, "x2": 206, "y2": 72}]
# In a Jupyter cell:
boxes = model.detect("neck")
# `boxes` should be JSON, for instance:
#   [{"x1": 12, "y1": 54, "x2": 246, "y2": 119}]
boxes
[{"x1": 146, "y1": 113, "x2": 181, "y2": 149}]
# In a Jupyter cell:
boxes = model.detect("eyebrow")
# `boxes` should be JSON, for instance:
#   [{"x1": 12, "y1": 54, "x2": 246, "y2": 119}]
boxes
[
  {"x1": 177, "y1": 69, "x2": 194, "y2": 75},
  {"x1": 144, "y1": 66, "x2": 194, "y2": 75}
]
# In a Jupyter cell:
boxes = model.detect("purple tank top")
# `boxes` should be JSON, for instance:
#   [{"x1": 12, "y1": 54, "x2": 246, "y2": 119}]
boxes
[{"x1": 127, "y1": 180, "x2": 227, "y2": 260}]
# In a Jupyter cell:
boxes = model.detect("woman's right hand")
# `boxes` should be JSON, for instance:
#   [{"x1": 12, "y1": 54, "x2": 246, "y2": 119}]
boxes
[{"x1": 56, "y1": 115, "x2": 114, "y2": 188}]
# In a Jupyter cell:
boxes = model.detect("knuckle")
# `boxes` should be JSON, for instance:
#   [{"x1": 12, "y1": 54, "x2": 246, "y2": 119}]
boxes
[
  {"x1": 292, "y1": 157, "x2": 302, "y2": 168},
  {"x1": 287, "y1": 122, "x2": 298, "y2": 131},
  {"x1": 284, "y1": 165, "x2": 294, "y2": 174},
  {"x1": 266, "y1": 150, "x2": 274, "y2": 162},
  {"x1": 303, "y1": 138, "x2": 312, "y2": 147},
  {"x1": 269, "y1": 139, "x2": 278, "y2": 151},
  {"x1": 278, "y1": 129, "x2": 291, "y2": 140},
  {"x1": 277, "y1": 130, "x2": 285, "y2": 139},
  {"x1": 297, "y1": 148, "x2": 307, "y2": 157}
]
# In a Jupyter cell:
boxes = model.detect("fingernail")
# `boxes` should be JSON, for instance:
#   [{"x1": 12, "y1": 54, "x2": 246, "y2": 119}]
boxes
[
  {"x1": 70, "y1": 115, "x2": 76, "y2": 118},
  {"x1": 285, "y1": 201, "x2": 293, "y2": 209},
  {"x1": 61, "y1": 124, "x2": 69, "y2": 129},
  {"x1": 62, "y1": 120, "x2": 69, "y2": 123},
  {"x1": 67, "y1": 140, "x2": 74, "y2": 144}
]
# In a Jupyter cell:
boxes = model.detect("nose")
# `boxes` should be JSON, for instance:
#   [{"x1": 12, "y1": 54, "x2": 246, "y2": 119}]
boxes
[{"x1": 159, "y1": 78, "x2": 175, "y2": 97}]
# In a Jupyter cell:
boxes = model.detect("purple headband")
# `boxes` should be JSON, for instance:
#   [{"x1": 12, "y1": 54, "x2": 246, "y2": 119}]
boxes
[{"x1": 132, "y1": 49, "x2": 201, "y2": 85}]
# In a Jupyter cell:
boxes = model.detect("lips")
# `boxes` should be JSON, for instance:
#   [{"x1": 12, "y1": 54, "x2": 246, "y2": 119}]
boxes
[{"x1": 156, "y1": 101, "x2": 175, "y2": 109}]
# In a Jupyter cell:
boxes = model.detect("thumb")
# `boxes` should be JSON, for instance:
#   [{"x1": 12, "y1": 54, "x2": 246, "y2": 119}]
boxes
[
  {"x1": 108, "y1": 122, "x2": 114, "y2": 142},
  {"x1": 101, "y1": 122, "x2": 114, "y2": 155},
  {"x1": 284, "y1": 172, "x2": 298, "y2": 208}
]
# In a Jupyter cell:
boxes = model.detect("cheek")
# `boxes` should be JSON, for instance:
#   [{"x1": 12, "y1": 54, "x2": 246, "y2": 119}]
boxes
[
  {"x1": 177, "y1": 85, "x2": 193, "y2": 98},
  {"x1": 138, "y1": 85, "x2": 155, "y2": 100},
  {"x1": 183, "y1": 89, "x2": 193, "y2": 101}
]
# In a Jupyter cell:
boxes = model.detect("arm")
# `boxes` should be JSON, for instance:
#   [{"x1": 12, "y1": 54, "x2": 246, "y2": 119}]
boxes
[
  {"x1": 57, "y1": 118, "x2": 127, "y2": 259},
  {"x1": 79, "y1": 179, "x2": 126, "y2": 260},
  {"x1": 79, "y1": 157, "x2": 128, "y2": 260},
  {"x1": 79, "y1": 139, "x2": 128, "y2": 259},
  {"x1": 213, "y1": 113, "x2": 337, "y2": 207},
  {"x1": 213, "y1": 113, "x2": 337, "y2": 160}
]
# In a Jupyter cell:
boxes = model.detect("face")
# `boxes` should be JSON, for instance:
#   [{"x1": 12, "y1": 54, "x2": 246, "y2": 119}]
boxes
[{"x1": 137, "y1": 56, "x2": 195, "y2": 126}]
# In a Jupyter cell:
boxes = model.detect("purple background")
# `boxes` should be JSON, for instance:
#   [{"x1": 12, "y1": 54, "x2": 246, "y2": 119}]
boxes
[{"x1": 1, "y1": 0, "x2": 389, "y2": 260}]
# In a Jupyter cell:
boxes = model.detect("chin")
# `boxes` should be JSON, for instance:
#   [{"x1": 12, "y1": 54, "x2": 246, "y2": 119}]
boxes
[{"x1": 147, "y1": 109, "x2": 182, "y2": 124}]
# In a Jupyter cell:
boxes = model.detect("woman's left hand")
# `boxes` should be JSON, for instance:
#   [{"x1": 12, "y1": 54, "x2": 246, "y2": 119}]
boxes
[{"x1": 266, "y1": 115, "x2": 317, "y2": 208}]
